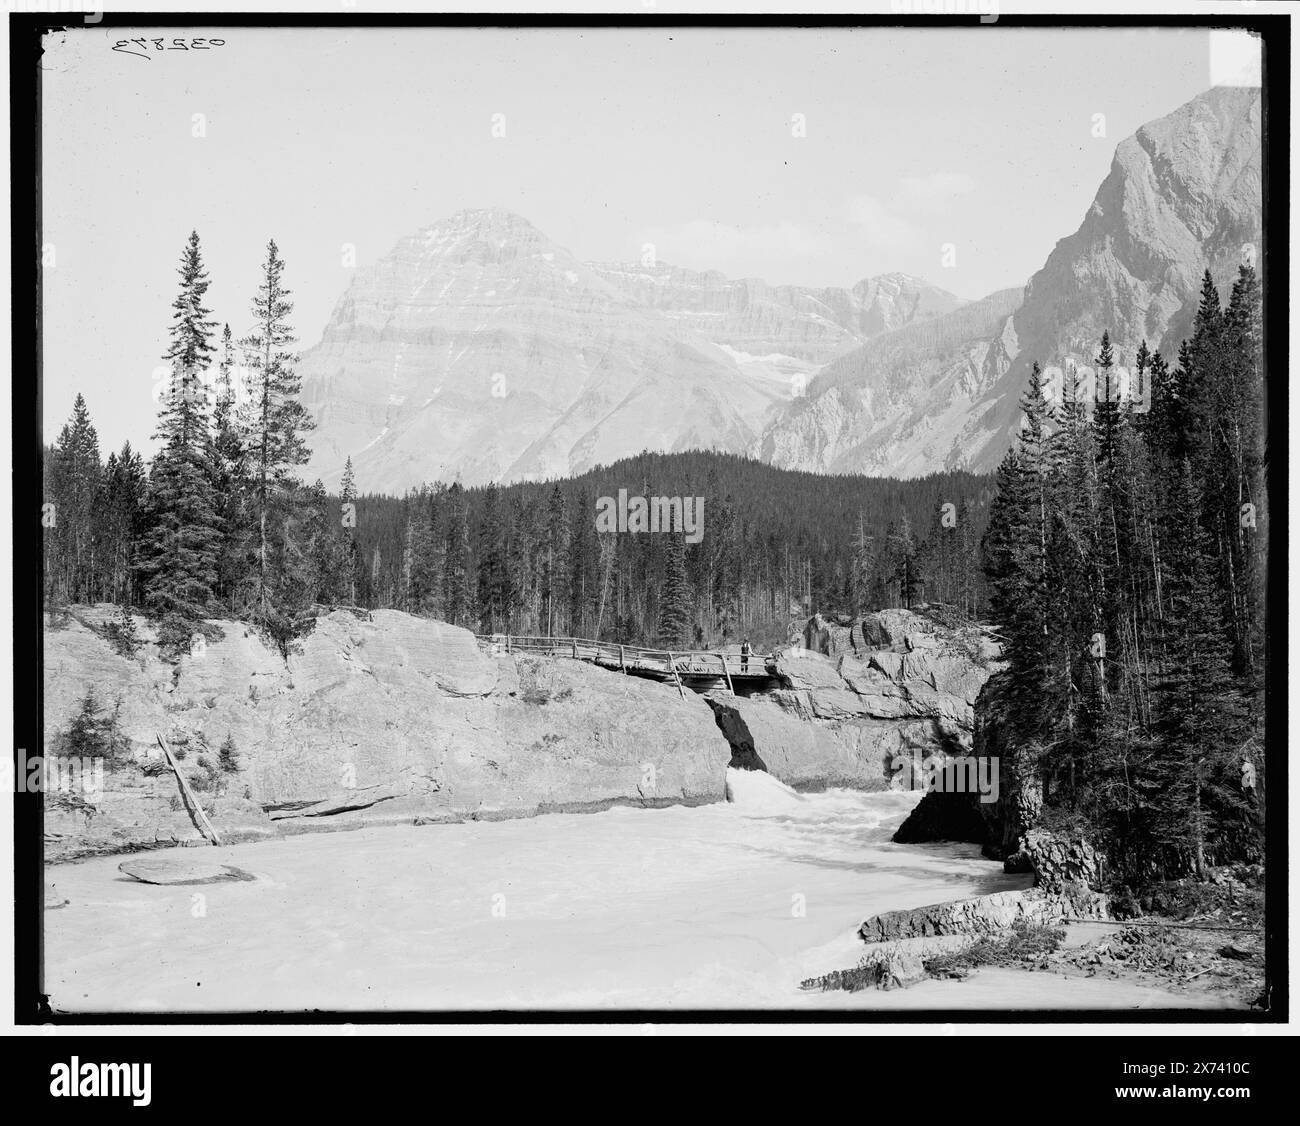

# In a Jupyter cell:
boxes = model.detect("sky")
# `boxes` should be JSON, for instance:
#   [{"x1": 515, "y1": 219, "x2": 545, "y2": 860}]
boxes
[{"x1": 40, "y1": 24, "x2": 1253, "y2": 455}]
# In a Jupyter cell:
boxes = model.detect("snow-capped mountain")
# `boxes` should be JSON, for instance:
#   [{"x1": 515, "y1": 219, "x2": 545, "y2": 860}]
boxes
[{"x1": 299, "y1": 86, "x2": 1261, "y2": 493}]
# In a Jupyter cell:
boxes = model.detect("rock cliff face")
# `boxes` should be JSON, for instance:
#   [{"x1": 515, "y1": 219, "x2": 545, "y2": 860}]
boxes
[
  {"x1": 588, "y1": 261, "x2": 962, "y2": 367},
  {"x1": 759, "y1": 85, "x2": 1262, "y2": 478},
  {"x1": 706, "y1": 608, "x2": 1003, "y2": 793},
  {"x1": 298, "y1": 209, "x2": 966, "y2": 493},
  {"x1": 295, "y1": 88, "x2": 1258, "y2": 491},
  {"x1": 893, "y1": 668, "x2": 1109, "y2": 897},
  {"x1": 892, "y1": 668, "x2": 1041, "y2": 860},
  {"x1": 955, "y1": 84, "x2": 1263, "y2": 475},
  {"x1": 298, "y1": 209, "x2": 770, "y2": 492},
  {"x1": 296, "y1": 209, "x2": 971, "y2": 493},
  {"x1": 757, "y1": 288, "x2": 1024, "y2": 476},
  {"x1": 43, "y1": 606, "x2": 728, "y2": 858},
  {"x1": 44, "y1": 606, "x2": 999, "y2": 859}
]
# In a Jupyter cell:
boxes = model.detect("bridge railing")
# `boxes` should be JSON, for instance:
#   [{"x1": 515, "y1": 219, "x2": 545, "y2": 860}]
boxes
[{"x1": 475, "y1": 634, "x2": 774, "y2": 683}]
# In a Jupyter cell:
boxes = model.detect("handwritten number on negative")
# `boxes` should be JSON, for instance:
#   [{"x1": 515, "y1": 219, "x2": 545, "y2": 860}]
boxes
[{"x1": 113, "y1": 37, "x2": 227, "y2": 61}]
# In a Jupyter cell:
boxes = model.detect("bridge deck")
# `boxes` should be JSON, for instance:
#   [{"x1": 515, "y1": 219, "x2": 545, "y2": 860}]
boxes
[{"x1": 477, "y1": 634, "x2": 778, "y2": 695}]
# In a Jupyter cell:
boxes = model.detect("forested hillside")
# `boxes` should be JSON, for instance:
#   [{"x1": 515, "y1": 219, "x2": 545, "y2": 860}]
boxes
[
  {"x1": 984, "y1": 266, "x2": 1265, "y2": 882},
  {"x1": 339, "y1": 453, "x2": 992, "y2": 649}
]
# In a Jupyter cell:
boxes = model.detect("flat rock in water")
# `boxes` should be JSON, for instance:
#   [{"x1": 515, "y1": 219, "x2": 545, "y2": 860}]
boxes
[{"x1": 118, "y1": 857, "x2": 257, "y2": 886}]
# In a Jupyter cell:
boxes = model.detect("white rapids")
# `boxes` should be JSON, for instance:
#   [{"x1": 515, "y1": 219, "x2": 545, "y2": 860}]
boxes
[{"x1": 43, "y1": 772, "x2": 1215, "y2": 1012}]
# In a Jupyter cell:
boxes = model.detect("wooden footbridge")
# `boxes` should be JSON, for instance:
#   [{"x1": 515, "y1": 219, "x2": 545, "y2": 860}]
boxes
[{"x1": 477, "y1": 634, "x2": 778, "y2": 697}]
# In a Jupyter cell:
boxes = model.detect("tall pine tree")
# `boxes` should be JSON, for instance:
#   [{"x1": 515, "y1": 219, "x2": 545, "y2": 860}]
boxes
[{"x1": 139, "y1": 232, "x2": 223, "y2": 653}]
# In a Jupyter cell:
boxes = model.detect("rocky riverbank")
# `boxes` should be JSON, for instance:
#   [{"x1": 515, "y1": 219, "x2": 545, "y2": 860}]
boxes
[
  {"x1": 43, "y1": 605, "x2": 1000, "y2": 861},
  {"x1": 706, "y1": 607, "x2": 1003, "y2": 791},
  {"x1": 801, "y1": 870, "x2": 1262, "y2": 1007},
  {"x1": 43, "y1": 606, "x2": 725, "y2": 860}
]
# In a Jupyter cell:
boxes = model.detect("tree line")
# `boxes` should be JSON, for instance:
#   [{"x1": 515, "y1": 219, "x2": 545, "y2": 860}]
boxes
[
  {"x1": 330, "y1": 454, "x2": 991, "y2": 651},
  {"x1": 982, "y1": 265, "x2": 1266, "y2": 885},
  {"x1": 44, "y1": 232, "x2": 319, "y2": 657},
  {"x1": 42, "y1": 230, "x2": 994, "y2": 657}
]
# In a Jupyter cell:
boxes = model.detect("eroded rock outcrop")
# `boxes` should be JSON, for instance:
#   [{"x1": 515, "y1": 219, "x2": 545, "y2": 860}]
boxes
[
  {"x1": 892, "y1": 668, "x2": 1043, "y2": 857},
  {"x1": 1007, "y1": 829, "x2": 1106, "y2": 894},
  {"x1": 860, "y1": 888, "x2": 1084, "y2": 943},
  {"x1": 708, "y1": 608, "x2": 1001, "y2": 792},
  {"x1": 43, "y1": 606, "x2": 729, "y2": 858}
]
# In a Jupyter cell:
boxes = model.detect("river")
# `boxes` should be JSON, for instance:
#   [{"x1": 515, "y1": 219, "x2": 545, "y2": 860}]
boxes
[{"x1": 44, "y1": 774, "x2": 1217, "y2": 1012}]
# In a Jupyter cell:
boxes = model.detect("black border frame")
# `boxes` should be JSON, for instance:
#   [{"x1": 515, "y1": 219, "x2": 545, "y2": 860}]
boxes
[{"x1": 11, "y1": 9, "x2": 1290, "y2": 1027}]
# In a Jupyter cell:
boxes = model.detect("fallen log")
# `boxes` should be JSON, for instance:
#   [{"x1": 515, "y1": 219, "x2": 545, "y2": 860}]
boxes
[
  {"x1": 263, "y1": 779, "x2": 406, "y2": 820},
  {"x1": 156, "y1": 734, "x2": 222, "y2": 846}
]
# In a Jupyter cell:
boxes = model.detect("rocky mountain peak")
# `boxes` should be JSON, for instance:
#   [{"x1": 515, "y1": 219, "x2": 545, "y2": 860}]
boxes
[
  {"x1": 757, "y1": 84, "x2": 1261, "y2": 480},
  {"x1": 296, "y1": 86, "x2": 1260, "y2": 493},
  {"x1": 399, "y1": 207, "x2": 565, "y2": 271}
]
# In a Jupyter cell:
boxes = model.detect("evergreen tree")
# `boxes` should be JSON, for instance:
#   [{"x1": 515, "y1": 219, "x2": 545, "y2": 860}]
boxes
[
  {"x1": 47, "y1": 394, "x2": 103, "y2": 604},
  {"x1": 568, "y1": 488, "x2": 599, "y2": 636},
  {"x1": 238, "y1": 240, "x2": 316, "y2": 651},
  {"x1": 541, "y1": 484, "x2": 570, "y2": 636},
  {"x1": 888, "y1": 515, "x2": 923, "y2": 608},
  {"x1": 138, "y1": 233, "x2": 223, "y2": 653},
  {"x1": 406, "y1": 486, "x2": 444, "y2": 616},
  {"x1": 302, "y1": 479, "x2": 333, "y2": 603},
  {"x1": 258, "y1": 481, "x2": 319, "y2": 658},
  {"x1": 1149, "y1": 461, "x2": 1247, "y2": 875},
  {"x1": 217, "y1": 733, "x2": 241, "y2": 773},
  {"x1": 476, "y1": 484, "x2": 511, "y2": 632},
  {"x1": 58, "y1": 688, "x2": 109, "y2": 759},
  {"x1": 108, "y1": 599, "x2": 140, "y2": 660},
  {"x1": 1093, "y1": 331, "x2": 1122, "y2": 467},
  {"x1": 443, "y1": 482, "x2": 473, "y2": 627},
  {"x1": 212, "y1": 323, "x2": 252, "y2": 612},
  {"x1": 98, "y1": 442, "x2": 146, "y2": 606},
  {"x1": 849, "y1": 512, "x2": 875, "y2": 614},
  {"x1": 239, "y1": 239, "x2": 315, "y2": 623},
  {"x1": 339, "y1": 456, "x2": 360, "y2": 605},
  {"x1": 656, "y1": 529, "x2": 691, "y2": 648}
]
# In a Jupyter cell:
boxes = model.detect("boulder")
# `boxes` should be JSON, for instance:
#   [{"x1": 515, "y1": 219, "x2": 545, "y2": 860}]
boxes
[
  {"x1": 771, "y1": 646, "x2": 847, "y2": 691},
  {"x1": 859, "y1": 887, "x2": 1104, "y2": 944},
  {"x1": 801, "y1": 608, "x2": 975, "y2": 661},
  {"x1": 118, "y1": 857, "x2": 258, "y2": 885},
  {"x1": 857, "y1": 608, "x2": 935, "y2": 653},
  {"x1": 1012, "y1": 828, "x2": 1105, "y2": 893},
  {"x1": 859, "y1": 934, "x2": 979, "y2": 990},
  {"x1": 860, "y1": 944, "x2": 930, "y2": 991},
  {"x1": 866, "y1": 651, "x2": 906, "y2": 681}
]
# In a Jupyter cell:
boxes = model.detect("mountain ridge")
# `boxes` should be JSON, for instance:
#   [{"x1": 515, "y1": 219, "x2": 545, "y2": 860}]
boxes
[
  {"x1": 756, "y1": 84, "x2": 1261, "y2": 477},
  {"x1": 298, "y1": 85, "x2": 1261, "y2": 492}
]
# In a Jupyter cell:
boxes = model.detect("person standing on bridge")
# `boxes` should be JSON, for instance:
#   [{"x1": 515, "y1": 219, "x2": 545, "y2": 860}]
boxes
[{"x1": 740, "y1": 638, "x2": 752, "y2": 674}]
